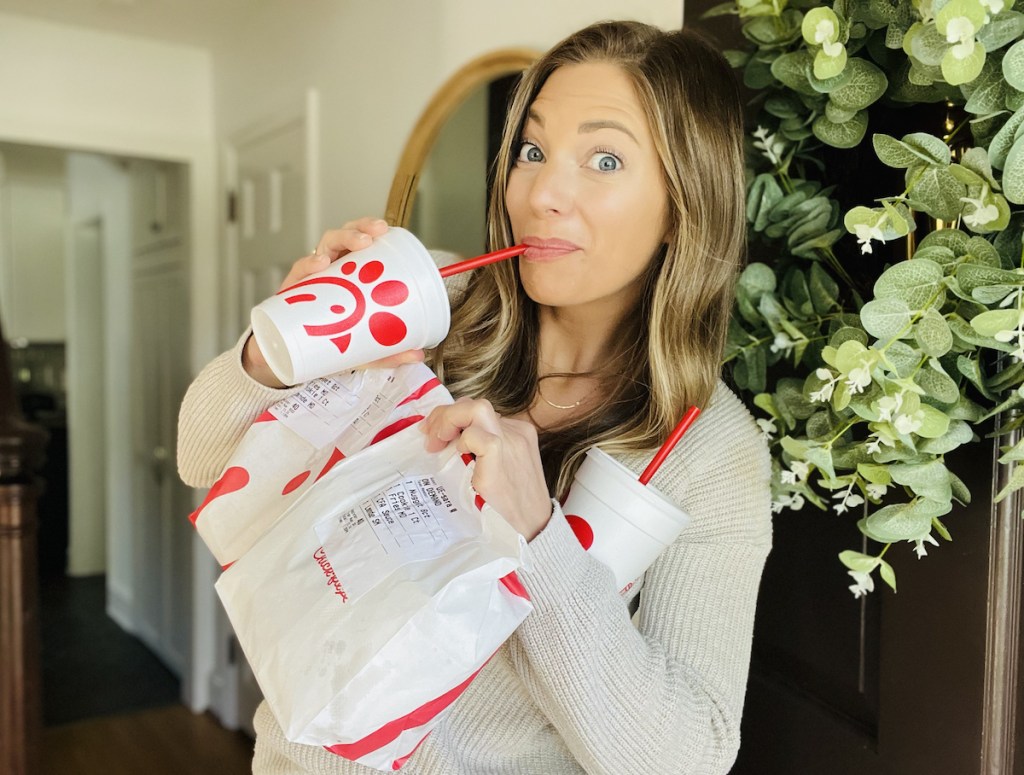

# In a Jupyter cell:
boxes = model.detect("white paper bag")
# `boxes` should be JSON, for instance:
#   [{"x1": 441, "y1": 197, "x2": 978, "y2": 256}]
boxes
[
  {"x1": 215, "y1": 423, "x2": 533, "y2": 771},
  {"x1": 189, "y1": 362, "x2": 452, "y2": 566}
]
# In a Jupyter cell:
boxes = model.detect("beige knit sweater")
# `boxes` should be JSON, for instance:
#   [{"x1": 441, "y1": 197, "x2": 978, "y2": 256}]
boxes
[{"x1": 177, "y1": 333, "x2": 772, "y2": 775}]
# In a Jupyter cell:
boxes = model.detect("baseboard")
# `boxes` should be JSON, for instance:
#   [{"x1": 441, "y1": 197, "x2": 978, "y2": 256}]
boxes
[{"x1": 106, "y1": 578, "x2": 136, "y2": 634}]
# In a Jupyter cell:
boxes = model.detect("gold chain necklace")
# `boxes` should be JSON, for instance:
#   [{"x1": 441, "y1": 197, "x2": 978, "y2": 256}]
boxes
[{"x1": 536, "y1": 373, "x2": 592, "y2": 410}]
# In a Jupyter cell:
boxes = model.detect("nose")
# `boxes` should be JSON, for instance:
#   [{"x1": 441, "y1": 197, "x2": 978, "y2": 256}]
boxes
[{"x1": 526, "y1": 159, "x2": 574, "y2": 216}]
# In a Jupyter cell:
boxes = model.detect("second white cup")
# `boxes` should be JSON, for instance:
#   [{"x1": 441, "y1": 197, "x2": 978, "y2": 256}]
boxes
[
  {"x1": 251, "y1": 227, "x2": 451, "y2": 385},
  {"x1": 562, "y1": 447, "x2": 690, "y2": 590}
]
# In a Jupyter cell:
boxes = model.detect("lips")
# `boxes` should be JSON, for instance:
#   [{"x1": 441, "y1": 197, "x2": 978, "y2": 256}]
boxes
[{"x1": 521, "y1": 236, "x2": 581, "y2": 261}]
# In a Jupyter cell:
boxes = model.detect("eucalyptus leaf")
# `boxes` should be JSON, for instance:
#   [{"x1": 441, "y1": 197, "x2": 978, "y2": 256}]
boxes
[
  {"x1": 908, "y1": 20, "x2": 950, "y2": 68},
  {"x1": 882, "y1": 340, "x2": 922, "y2": 378},
  {"x1": 976, "y1": 11, "x2": 1024, "y2": 53},
  {"x1": 1002, "y1": 133, "x2": 1024, "y2": 203},
  {"x1": 919, "y1": 226, "x2": 971, "y2": 255},
  {"x1": 810, "y1": 262, "x2": 842, "y2": 313},
  {"x1": 873, "y1": 133, "x2": 925, "y2": 168},
  {"x1": 861, "y1": 297, "x2": 914, "y2": 340},
  {"x1": 964, "y1": 235, "x2": 1003, "y2": 267},
  {"x1": 826, "y1": 101, "x2": 859, "y2": 123},
  {"x1": 873, "y1": 259, "x2": 945, "y2": 310},
  {"x1": 994, "y1": 463, "x2": 1024, "y2": 502},
  {"x1": 918, "y1": 420, "x2": 974, "y2": 454},
  {"x1": 1004, "y1": 39, "x2": 1024, "y2": 92},
  {"x1": 828, "y1": 57, "x2": 889, "y2": 110},
  {"x1": 738, "y1": 262, "x2": 777, "y2": 297},
  {"x1": 889, "y1": 460, "x2": 954, "y2": 501},
  {"x1": 859, "y1": 502, "x2": 933, "y2": 542},
  {"x1": 956, "y1": 262, "x2": 1024, "y2": 293},
  {"x1": 988, "y1": 104, "x2": 1024, "y2": 169},
  {"x1": 915, "y1": 366, "x2": 961, "y2": 405},
  {"x1": 907, "y1": 165, "x2": 967, "y2": 221},
  {"x1": 970, "y1": 308, "x2": 1022, "y2": 337},
  {"x1": 813, "y1": 111, "x2": 869, "y2": 148},
  {"x1": 915, "y1": 308, "x2": 954, "y2": 357},
  {"x1": 771, "y1": 50, "x2": 819, "y2": 96}
]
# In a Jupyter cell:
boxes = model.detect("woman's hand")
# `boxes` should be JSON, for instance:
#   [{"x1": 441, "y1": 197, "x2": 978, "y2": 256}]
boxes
[
  {"x1": 421, "y1": 398, "x2": 553, "y2": 540},
  {"x1": 242, "y1": 217, "x2": 424, "y2": 387}
]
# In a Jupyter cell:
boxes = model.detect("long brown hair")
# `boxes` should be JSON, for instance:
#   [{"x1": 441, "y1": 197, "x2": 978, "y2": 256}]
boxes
[{"x1": 430, "y1": 20, "x2": 746, "y2": 496}]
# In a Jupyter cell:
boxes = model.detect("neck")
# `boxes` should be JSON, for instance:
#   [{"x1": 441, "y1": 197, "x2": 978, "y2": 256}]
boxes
[{"x1": 536, "y1": 295, "x2": 635, "y2": 375}]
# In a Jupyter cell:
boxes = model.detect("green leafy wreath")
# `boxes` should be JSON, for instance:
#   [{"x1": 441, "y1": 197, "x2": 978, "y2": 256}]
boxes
[{"x1": 709, "y1": 0, "x2": 1024, "y2": 596}]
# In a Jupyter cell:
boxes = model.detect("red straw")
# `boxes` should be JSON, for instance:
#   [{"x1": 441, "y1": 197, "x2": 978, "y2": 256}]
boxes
[
  {"x1": 437, "y1": 245, "x2": 527, "y2": 278},
  {"x1": 638, "y1": 405, "x2": 701, "y2": 485}
]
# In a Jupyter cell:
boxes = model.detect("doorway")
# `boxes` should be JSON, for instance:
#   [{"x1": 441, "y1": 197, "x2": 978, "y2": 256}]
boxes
[{"x1": 0, "y1": 141, "x2": 193, "y2": 727}]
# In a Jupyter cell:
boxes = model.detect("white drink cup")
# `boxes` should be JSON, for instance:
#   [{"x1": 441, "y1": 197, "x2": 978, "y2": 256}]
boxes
[
  {"x1": 251, "y1": 227, "x2": 451, "y2": 385},
  {"x1": 562, "y1": 447, "x2": 690, "y2": 591}
]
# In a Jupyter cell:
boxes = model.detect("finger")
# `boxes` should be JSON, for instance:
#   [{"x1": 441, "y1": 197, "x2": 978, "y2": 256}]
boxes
[
  {"x1": 421, "y1": 399, "x2": 501, "y2": 453},
  {"x1": 279, "y1": 250, "x2": 331, "y2": 290},
  {"x1": 314, "y1": 218, "x2": 389, "y2": 260},
  {"x1": 454, "y1": 425, "x2": 503, "y2": 461}
]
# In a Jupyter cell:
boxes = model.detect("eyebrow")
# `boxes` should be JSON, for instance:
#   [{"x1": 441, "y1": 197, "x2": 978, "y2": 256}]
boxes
[{"x1": 526, "y1": 110, "x2": 639, "y2": 144}]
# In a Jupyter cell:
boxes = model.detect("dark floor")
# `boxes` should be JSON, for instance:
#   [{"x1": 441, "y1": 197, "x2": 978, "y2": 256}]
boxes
[{"x1": 39, "y1": 574, "x2": 180, "y2": 726}]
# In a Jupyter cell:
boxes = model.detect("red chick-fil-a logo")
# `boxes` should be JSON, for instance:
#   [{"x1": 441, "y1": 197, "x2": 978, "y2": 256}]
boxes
[
  {"x1": 313, "y1": 546, "x2": 349, "y2": 602},
  {"x1": 280, "y1": 258, "x2": 411, "y2": 356}
]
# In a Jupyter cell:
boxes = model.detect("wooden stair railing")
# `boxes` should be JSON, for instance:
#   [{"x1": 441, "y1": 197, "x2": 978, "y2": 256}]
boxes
[{"x1": 0, "y1": 314, "x2": 46, "y2": 775}]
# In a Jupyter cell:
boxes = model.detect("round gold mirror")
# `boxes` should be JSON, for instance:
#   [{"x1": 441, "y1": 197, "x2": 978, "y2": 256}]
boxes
[{"x1": 385, "y1": 48, "x2": 539, "y2": 258}]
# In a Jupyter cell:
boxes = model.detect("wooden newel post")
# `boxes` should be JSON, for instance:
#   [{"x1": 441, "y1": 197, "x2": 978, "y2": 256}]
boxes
[{"x1": 0, "y1": 314, "x2": 46, "y2": 775}]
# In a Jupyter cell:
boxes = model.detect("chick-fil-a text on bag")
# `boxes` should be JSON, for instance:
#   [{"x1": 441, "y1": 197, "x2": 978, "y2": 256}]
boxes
[
  {"x1": 215, "y1": 423, "x2": 532, "y2": 771},
  {"x1": 189, "y1": 362, "x2": 452, "y2": 567}
]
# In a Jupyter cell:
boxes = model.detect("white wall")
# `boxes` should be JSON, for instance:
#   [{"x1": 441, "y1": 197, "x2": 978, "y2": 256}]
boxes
[
  {"x1": 64, "y1": 154, "x2": 131, "y2": 583},
  {"x1": 213, "y1": 0, "x2": 684, "y2": 247},
  {"x1": 0, "y1": 145, "x2": 67, "y2": 341},
  {"x1": 0, "y1": 11, "x2": 220, "y2": 372}
]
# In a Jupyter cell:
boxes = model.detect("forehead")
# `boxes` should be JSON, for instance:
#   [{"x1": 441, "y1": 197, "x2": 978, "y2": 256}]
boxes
[{"x1": 528, "y1": 62, "x2": 647, "y2": 127}]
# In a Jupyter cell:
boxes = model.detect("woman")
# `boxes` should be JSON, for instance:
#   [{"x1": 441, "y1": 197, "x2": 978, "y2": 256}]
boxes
[{"x1": 179, "y1": 20, "x2": 771, "y2": 775}]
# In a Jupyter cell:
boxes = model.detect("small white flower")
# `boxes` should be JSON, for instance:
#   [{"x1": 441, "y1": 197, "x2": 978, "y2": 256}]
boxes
[
  {"x1": 866, "y1": 431, "x2": 895, "y2": 454},
  {"x1": 980, "y1": 0, "x2": 1005, "y2": 22},
  {"x1": 813, "y1": 18, "x2": 836, "y2": 45},
  {"x1": 753, "y1": 125, "x2": 787, "y2": 167},
  {"x1": 822, "y1": 39, "x2": 844, "y2": 58},
  {"x1": 810, "y1": 384, "x2": 834, "y2": 403},
  {"x1": 810, "y1": 368, "x2": 839, "y2": 403},
  {"x1": 845, "y1": 365, "x2": 873, "y2": 394},
  {"x1": 913, "y1": 533, "x2": 940, "y2": 558},
  {"x1": 876, "y1": 392, "x2": 903, "y2": 422},
  {"x1": 833, "y1": 482, "x2": 865, "y2": 515},
  {"x1": 866, "y1": 482, "x2": 888, "y2": 500},
  {"x1": 854, "y1": 222, "x2": 885, "y2": 254},
  {"x1": 945, "y1": 17, "x2": 977, "y2": 60},
  {"x1": 756, "y1": 417, "x2": 777, "y2": 440},
  {"x1": 771, "y1": 492, "x2": 806, "y2": 514},
  {"x1": 893, "y1": 411, "x2": 924, "y2": 436},
  {"x1": 848, "y1": 569, "x2": 875, "y2": 598},
  {"x1": 780, "y1": 469, "x2": 797, "y2": 484},
  {"x1": 790, "y1": 461, "x2": 811, "y2": 481},
  {"x1": 770, "y1": 331, "x2": 797, "y2": 355},
  {"x1": 960, "y1": 195, "x2": 999, "y2": 228}
]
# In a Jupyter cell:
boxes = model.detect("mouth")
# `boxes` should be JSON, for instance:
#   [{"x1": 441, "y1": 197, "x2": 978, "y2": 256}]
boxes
[{"x1": 521, "y1": 236, "x2": 581, "y2": 261}]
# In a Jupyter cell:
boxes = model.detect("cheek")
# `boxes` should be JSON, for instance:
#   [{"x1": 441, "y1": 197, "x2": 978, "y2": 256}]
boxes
[{"x1": 505, "y1": 173, "x2": 528, "y2": 225}]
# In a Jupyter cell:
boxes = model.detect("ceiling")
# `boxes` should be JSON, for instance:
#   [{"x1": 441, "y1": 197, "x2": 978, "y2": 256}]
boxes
[{"x1": 0, "y1": 0, "x2": 259, "y2": 49}]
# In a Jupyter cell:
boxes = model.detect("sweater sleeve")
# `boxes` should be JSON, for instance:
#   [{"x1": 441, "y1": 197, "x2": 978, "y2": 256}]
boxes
[
  {"x1": 176, "y1": 331, "x2": 302, "y2": 488},
  {"x1": 508, "y1": 385, "x2": 772, "y2": 775}
]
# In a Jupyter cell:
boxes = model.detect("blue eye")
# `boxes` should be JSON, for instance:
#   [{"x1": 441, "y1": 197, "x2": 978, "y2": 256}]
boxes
[
  {"x1": 589, "y1": 152, "x2": 622, "y2": 172},
  {"x1": 517, "y1": 142, "x2": 544, "y2": 163}
]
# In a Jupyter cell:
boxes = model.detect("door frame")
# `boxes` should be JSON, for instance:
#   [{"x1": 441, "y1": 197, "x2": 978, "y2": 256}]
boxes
[{"x1": 208, "y1": 87, "x2": 321, "y2": 729}]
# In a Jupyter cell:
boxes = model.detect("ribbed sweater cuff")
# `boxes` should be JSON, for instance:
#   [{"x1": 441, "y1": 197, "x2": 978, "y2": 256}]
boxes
[{"x1": 518, "y1": 501, "x2": 616, "y2": 610}]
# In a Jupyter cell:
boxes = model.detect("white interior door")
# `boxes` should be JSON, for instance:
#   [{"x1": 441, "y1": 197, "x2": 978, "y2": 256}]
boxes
[
  {"x1": 212, "y1": 91, "x2": 319, "y2": 734},
  {"x1": 130, "y1": 160, "x2": 193, "y2": 675}
]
